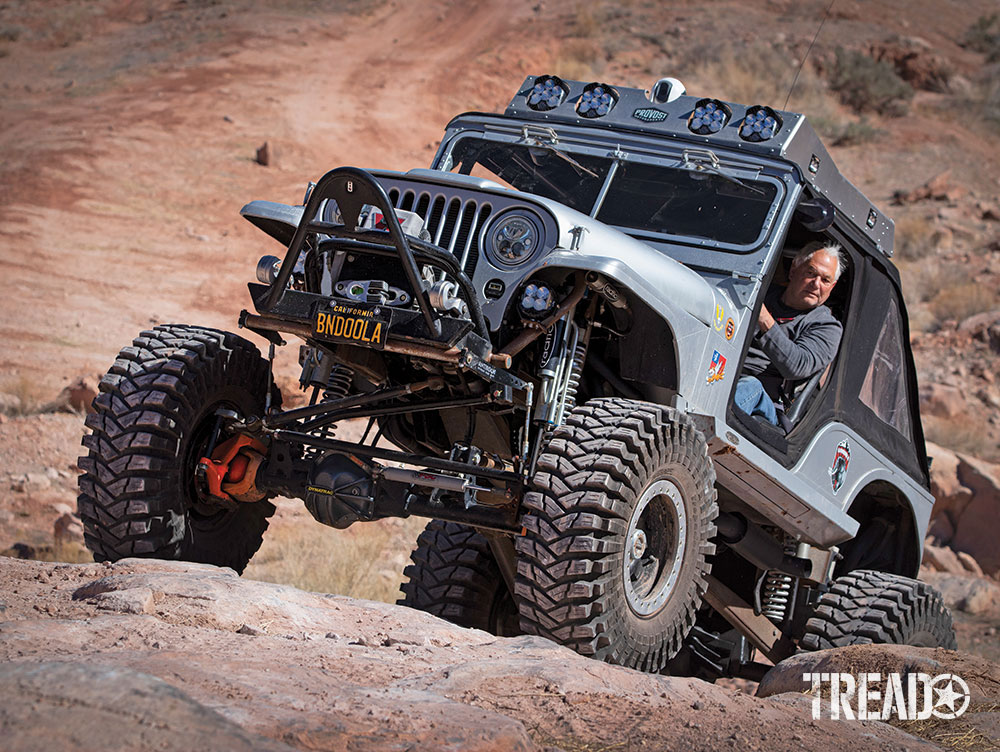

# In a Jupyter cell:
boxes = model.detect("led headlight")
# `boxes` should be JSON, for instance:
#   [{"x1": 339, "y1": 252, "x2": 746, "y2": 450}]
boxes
[
  {"x1": 576, "y1": 82, "x2": 618, "y2": 118},
  {"x1": 520, "y1": 283, "x2": 554, "y2": 316},
  {"x1": 688, "y1": 98, "x2": 731, "y2": 135},
  {"x1": 485, "y1": 211, "x2": 543, "y2": 267},
  {"x1": 739, "y1": 105, "x2": 783, "y2": 142},
  {"x1": 527, "y1": 75, "x2": 568, "y2": 111}
]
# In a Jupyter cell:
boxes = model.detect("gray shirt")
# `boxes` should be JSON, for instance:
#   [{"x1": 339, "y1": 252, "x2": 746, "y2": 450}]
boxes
[{"x1": 742, "y1": 287, "x2": 843, "y2": 403}]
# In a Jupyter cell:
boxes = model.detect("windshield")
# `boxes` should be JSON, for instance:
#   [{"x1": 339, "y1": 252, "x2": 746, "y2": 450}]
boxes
[{"x1": 447, "y1": 137, "x2": 780, "y2": 249}]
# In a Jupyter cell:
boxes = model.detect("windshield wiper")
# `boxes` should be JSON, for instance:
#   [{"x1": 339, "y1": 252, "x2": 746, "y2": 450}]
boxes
[
  {"x1": 519, "y1": 126, "x2": 600, "y2": 179},
  {"x1": 681, "y1": 149, "x2": 766, "y2": 196}
]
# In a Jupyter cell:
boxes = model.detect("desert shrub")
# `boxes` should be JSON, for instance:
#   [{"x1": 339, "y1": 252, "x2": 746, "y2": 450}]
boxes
[
  {"x1": 962, "y1": 13, "x2": 1000, "y2": 62},
  {"x1": 555, "y1": 39, "x2": 605, "y2": 81},
  {"x1": 893, "y1": 216, "x2": 938, "y2": 261},
  {"x1": 682, "y1": 41, "x2": 851, "y2": 140},
  {"x1": 0, "y1": 375, "x2": 47, "y2": 416},
  {"x1": 928, "y1": 281, "x2": 996, "y2": 323},
  {"x1": 244, "y1": 511, "x2": 424, "y2": 602},
  {"x1": 978, "y1": 63, "x2": 1000, "y2": 127},
  {"x1": 828, "y1": 117, "x2": 883, "y2": 146},
  {"x1": 895, "y1": 257, "x2": 986, "y2": 332},
  {"x1": 828, "y1": 47, "x2": 913, "y2": 116}
]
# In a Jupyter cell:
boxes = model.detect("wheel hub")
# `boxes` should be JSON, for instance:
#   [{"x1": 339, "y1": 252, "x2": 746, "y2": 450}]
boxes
[
  {"x1": 630, "y1": 529, "x2": 647, "y2": 559},
  {"x1": 623, "y1": 478, "x2": 687, "y2": 617}
]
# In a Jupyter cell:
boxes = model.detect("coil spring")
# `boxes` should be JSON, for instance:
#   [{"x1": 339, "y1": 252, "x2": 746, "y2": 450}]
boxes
[
  {"x1": 760, "y1": 571, "x2": 794, "y2": 622},
  {"x1": 323, "y1": 365, "x2": 353, "y2": 403},
  {"x1": 304, "y1": 365, "x2": 355, "y2": 459},
  {"x1": 564, "y1": 342, "x2": 587, "y2": 409}
]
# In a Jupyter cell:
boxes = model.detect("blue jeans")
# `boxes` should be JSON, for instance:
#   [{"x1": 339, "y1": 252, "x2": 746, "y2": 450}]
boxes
[{"x1": 735, "y1": 376, "x2": 778, "y2": 425}]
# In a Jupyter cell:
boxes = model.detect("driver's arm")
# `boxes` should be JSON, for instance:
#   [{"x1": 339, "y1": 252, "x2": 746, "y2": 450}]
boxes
[{"x1": 757, "y1": 311, "x2": 842, "y2": 381}]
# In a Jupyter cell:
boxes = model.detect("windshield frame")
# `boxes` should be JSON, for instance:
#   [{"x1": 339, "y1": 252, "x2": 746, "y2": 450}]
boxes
[{"x1": 435, "y1": 121, "x2": 789, "y2": 254}]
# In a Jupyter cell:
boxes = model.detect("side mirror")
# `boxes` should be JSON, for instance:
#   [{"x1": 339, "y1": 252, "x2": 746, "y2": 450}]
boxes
[{"x1": 794, "y1": 196, "x2": 836, "y2": 232}]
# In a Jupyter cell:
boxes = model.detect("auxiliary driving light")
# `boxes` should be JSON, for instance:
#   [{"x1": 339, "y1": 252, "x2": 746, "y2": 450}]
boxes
[
  {"x1": 576, "y1": 82, "x2": 618, "y2": 118},
  {"x1": 688, "y1": 98, "x2": 731, "y2": 135},
  {"x1": 527, "y1": 75, "x2": 568, "y2": 111},
  {"x1": 739, "y1": 105, "x2": 783, "y2": 142},
  {"x1": 256, "y1": 255, "x2": 281, "y2": 285},
  {"x1": 520, "y1": 283, "x2": 554, "y2": 315}
]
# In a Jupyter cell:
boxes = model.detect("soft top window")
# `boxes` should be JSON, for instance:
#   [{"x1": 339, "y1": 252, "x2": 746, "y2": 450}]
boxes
[{"x1": 859, "y1": 296, "x2": 913, "y2": 440}]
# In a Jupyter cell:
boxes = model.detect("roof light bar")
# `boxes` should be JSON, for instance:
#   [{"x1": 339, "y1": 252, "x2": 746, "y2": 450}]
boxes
[
  {"x1": 739, "y1": 105, "x2": 783, "y2": 142},
  {"x1": 526, "y1": 75, "x2": 568, "y2": 112},
  {"x1": 577, "y1": 82, "x2": 618, "y2": 118},
  {"x1": 688, "y1": 98, "x2": 732, "y2": 135}
]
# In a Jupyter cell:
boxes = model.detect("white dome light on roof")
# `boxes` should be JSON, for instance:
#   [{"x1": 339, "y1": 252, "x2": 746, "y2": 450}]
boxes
[
  {"x1": 577, "y1": 83, "x2": 618, "y2": 118},
  {"x1": 688, "y1": 98, "x2": 732, "y2": 135},
  {"x1": 739, "y1": 105, "x2": 783, "y2": 142},
  {"x1": 526, "y1": 75, "x2": 568, "y2": 111}
]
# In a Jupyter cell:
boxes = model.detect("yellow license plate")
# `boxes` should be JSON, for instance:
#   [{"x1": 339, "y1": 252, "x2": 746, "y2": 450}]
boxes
[{"x1": 313, "y1": 302, "x2": 390, "y2": 350}]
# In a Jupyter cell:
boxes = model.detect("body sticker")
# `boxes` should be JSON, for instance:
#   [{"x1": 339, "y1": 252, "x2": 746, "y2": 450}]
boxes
[
  {"x1": 830, "y1": 439, "x2": 851, "y2": 494},
  {"x1": 714, "y1": 303, "x2": 725, "y2": 330},
  {"x1": 707, "y1": 350, "x2": 727, "y2": 384},
  {"x1": 725, "y1": 318, "x2": 735, "y2": 340}
]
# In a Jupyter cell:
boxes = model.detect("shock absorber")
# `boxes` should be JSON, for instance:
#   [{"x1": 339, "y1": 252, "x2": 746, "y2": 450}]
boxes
[{"x1": 555, "y1": 340, "x2": 588, "y2": 426}]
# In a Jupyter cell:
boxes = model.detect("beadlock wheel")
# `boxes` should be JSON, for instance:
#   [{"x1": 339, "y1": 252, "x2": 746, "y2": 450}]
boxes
[
  {"x1": 623, "y1": 479, "x2": 687, "y2": 617},
  {"x1": 515, "y1": 398, "x2": 718, "y2": 673}
]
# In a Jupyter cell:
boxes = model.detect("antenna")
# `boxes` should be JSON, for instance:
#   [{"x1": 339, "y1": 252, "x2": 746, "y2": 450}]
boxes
[{"x1": 783, "y1": 0, "x2": 836, "y2": 111}]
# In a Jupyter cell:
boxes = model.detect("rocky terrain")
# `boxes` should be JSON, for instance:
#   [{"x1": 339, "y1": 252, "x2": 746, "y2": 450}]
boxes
[
  {"x1": 1, "y1": 1, "x2": 1000, "y2": 749},
  {"x1": 2, "y1": 555, "x2": 999, "y2": 751}
]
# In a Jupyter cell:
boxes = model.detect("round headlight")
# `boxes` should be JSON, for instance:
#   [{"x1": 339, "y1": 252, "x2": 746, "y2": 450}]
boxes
[{"x1": 485, "y1": 211, "x2": 543, "y2": 267}]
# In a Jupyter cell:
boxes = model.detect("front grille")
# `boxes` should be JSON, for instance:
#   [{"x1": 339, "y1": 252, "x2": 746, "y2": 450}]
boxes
[{"x1": 387, "y1": 187, "x2": 492, "y2": 276}]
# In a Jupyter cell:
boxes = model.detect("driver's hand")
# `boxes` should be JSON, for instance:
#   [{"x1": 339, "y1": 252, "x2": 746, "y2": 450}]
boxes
[{"x1": 758, "y1": 304, "x2": 775, "y2": 333}]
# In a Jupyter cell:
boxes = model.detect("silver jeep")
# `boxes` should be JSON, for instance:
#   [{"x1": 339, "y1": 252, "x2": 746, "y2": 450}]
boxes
[{"x1": 79, "y1": 75, "x2": 954, "y2": 679}]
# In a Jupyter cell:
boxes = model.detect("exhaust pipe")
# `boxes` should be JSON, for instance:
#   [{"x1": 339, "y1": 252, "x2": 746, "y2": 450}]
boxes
[{"x1": 715, "y1": 513, "x2": 812, "y2": 579}]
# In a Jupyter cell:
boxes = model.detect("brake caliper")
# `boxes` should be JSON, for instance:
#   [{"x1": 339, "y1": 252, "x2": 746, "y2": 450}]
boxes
[{"x1": 198, "y1": 435, "x2": 269, "y2": 503}]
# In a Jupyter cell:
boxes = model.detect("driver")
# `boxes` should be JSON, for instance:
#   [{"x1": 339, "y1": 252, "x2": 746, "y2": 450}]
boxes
[{"x1": 735, "y1": 241, "x2": 846, "y2": 426}]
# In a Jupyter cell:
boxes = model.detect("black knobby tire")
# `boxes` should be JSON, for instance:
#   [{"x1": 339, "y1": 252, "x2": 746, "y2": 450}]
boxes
[
  {"x1": 801, "y1": 569, "x2": 957, "y2": 650},
  {"x1": 398, "y1": 520, "x2": 520, "y2": 636},
  {"x1": 515, "y1": 398, "x2": 718, "y2": 673},
  {"x1": 77, "y1": 324, "x2": 278, "y2": 574}
]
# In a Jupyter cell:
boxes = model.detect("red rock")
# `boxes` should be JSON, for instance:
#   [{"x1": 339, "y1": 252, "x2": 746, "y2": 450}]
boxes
[
  {"x1": 926, "y1": 513, "x2": 954, "y2": 545},
  {"x1": 869, "y1": 36, "x2": 952, "y2": 92},
  {"x1": 0, "y1": 557, "x2": 956, "y2": 752},
  {"x1": 256, "y1": 142, "x2": 271, "y2": 166},
  {"x1": 922, "y1": 541, "x2": 965, "y2": 574},
  {"x1": 40, "y1": 376, "x2": 98, "y2": 415},
  {"x1": 923, "y1": 571, "x2": 1000, "y2": 617},
  {"x1": 919, "y1": 382, "x2": 966, "y2": 419},
  {"x1": 927, "y1": 443, "x2": 1000, "y2": 576},
  {"x1": 958, "y1": 551, "x2": 985, "y2": 576},
  {"x1": 759, "y1": 642, "x2": 1000, "y2": 704},
  {"x1": 958, "y1": 310, "x2": 1000, "y2": 336},
  {"x1": 950, "y1": 455, "x2": 1000, "y2": 575},
  {"x1": 896, "y1": 170, "x2": 968, "y2": 204}
]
